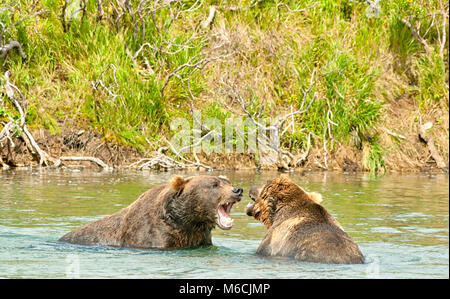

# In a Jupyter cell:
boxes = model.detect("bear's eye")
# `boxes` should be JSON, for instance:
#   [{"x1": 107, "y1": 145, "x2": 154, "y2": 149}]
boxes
[{"x1": 211, "y1": 181, "x2": 219, "y2": 188}]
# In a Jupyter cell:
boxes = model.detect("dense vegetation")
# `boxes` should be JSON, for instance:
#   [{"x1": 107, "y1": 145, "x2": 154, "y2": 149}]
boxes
[{"x1": 0, "y1": 0, "x2": 448, "y2": 172}]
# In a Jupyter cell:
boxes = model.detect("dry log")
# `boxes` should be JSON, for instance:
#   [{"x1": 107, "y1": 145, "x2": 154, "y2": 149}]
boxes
[{"x1": 54, "y1": 156, "x2": 110, "y2": 170}]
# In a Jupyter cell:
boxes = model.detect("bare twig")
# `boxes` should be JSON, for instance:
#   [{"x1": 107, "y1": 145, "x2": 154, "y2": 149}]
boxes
[
  {"x1": 399, "y1": 4, "x2": 449, "y2": 58},
  {"x1": 161, "y1": 136, "x2": 212, "y2": 170},
  {"x1": 400, "y1": 17, "x2": 433, "y2": 56},
  {"x1": 127, "y1": 133, "x2": 214, "y2": 171},
  {"x1": 91, "y1": 64, "x2": 120, "y2": 99},
  {"x1": 4, "y1": 8, "x2": 48, "y2": 33},
  {"x1": 220, "y1": 68, "x2": 317, "y2": 169},
  {"x1": 277, "y1": 68, "x2": 317, "y2": 130},
  {"x1": 202, "y1": 6, "x2": 216, "y2": 29},
  {"x1": 2, "y1": 71, "x2": 56, "y2": 166},
  {"x1": 96, "y1": 0, "x2": 104, "y2": 21},
  {"x1": 382, "y1": 127, "x2": 406, "y2": 140},
  {"x1": 161, "y1": 51, "x2": 235, "y2": 95},
  {"x1": 61, "y1": 0, "x2": 68, "y2": 32},
  {"x1": 67, "y1": 0, "x2": 86, "y2": 30},
  {"x1": 61, "y1": 0, "x2": 86, "y2": 32},
  {"x1": 437, "y1": 0, "x2": 449, "y2": 58}
]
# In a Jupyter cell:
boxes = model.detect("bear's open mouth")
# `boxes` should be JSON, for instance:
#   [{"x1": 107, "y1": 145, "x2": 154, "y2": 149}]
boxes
[{"x1": 217, "y1": 202, "x2": 235, "y2": 230}]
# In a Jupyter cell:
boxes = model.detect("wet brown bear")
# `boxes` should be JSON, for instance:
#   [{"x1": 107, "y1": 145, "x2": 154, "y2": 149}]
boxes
[
  {"x1": 59, "y1": 175, "x2": 242, "y2": 249},
  {"x1": 246, "y1": 175, "x2": 364, "y2": 264}
]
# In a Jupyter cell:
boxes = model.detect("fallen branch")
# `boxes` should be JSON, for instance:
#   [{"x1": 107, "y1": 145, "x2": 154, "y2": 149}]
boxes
[
  {"x1": 125, "y1": 142, "x2": 211, "y2": 171},
  {"x1": 67, "y1": 0, "x2": 87, "y2": 30},
  {"x1": 0, "y1": 121, "x2": 15, "y2": 145},
  {"x1": 0, "y1": 41, "x2": 27, "y2": 59},
  {"x1": 202, "y1": 6, "x2": 216, "y2": 29},
  {"x1": 418, "y1": 122, "x2": 448, "y2": 171},
  {"x1": 276, "y1": 2, "x2": 318, "y2": 13},
  {"x1": 54, "y1": 156, "x2": 110, "y2": 170},
  {"x1": 218, "y1": 0, "x2": 262, "y2": 12},
  {"x1": 383, "y1": 127, "x2": 406, "y2": 140},
  {"x1": 3, "y1": 71, "x2": 56, "y2": 166},
  {"x1": 22, "y1": 125, "x2": 56, "y2": 166},
  {"x1": 161, "y1": 136, "x2": 212, "y2": 170}
]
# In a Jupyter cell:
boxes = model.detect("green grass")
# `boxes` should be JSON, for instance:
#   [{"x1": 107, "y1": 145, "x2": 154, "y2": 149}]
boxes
[
  {"x1": 1, "y1": 0, "x2": 213, "y2": 148},
  {"x1": 0, "y1": 0, "x2": 448, "y2": 171},
  {"x1": 363, "y1": 137, "x2": 386, "y2": 174}
]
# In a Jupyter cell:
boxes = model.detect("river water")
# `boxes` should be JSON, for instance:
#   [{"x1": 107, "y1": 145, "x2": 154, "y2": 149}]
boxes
[{"x1": 0, "y1": 169, "x2": 448, "y2": 278}]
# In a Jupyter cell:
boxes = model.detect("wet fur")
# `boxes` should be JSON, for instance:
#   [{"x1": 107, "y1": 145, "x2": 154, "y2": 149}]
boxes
[
  {"x1": 248, "y1": 176, "x2": 364, "y2": 264},
  {"x1": 59, "y1": 175, "x2": 237, "y2": 249}
]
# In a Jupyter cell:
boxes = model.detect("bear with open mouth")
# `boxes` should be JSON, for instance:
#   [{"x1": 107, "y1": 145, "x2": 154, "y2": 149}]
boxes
[
  {"x1": 246, "y1": 175, "x2": 364, "y2": 264},
  {"x1": 59, "y1": 175, "x2": 242, "y2": 249}
]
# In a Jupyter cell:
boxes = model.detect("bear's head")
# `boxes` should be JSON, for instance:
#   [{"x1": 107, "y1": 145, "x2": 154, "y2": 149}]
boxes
[
  {"x1": 246, "y1": 175, "x2": 322, "y2": 228},
  {"x1": 163, "y1": 175, "x2": 243, "y2": 231}
]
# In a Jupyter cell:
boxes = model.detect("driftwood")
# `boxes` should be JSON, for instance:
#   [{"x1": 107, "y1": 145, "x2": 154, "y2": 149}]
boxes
[
  {"x1": 54, "y1": 156, "x2": 110, "y2": 170},
  {"x1": 418, "y1": 122, "x2": 448, "y2": 172},
  {"x1": 0, "y1": 41, "x2": 27, "y2": 59},
  {"x1": 0, "y1": 71, "x2": 111, "y2": 170},
  {"x1": 383, "y1": 127, "x2": 406, "y2": 140},
  {"x1": 125, "y1": 139, "x2": 212, "y2": 171}
]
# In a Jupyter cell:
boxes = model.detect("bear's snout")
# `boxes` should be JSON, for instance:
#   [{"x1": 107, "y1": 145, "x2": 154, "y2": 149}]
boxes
[
  {"x1": 249, "y1": 186, "x2": 261, "y2": 201},
  {"x1": 232, "y1": 187, "x2": 243, "y2": 198},
  {"x1": 245, "y1": 203, "x2": 254, "y2": 216}
]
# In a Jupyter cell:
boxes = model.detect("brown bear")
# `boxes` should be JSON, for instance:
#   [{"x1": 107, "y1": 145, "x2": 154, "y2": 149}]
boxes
[
  {"x1": 246, "y1": 175, "x2": 364, "y2": 264},
  {"x1": 59, "y1": 175, "x2": 243, "y2": 249}
]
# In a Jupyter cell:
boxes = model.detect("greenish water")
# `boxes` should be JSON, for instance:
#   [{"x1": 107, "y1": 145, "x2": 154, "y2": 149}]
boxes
[{"x1": 0, "y1": 169, "x2": 448, "y2": 278}]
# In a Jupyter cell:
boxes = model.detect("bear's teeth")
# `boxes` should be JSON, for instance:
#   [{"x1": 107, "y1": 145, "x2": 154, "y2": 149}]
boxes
[
  {"x1": 218, "y1": 204, "x2": 234, "y2": 228},
  {"x1": 219, "y1": 216, "x2": 232, "y2": 227}
]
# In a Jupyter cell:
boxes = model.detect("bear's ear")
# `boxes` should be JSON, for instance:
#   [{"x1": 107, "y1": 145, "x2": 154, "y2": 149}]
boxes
[
  {"x1": 170, "y1": 176, "x2": 187, "y2": 195},
  {"x1": 307, "y1": 191, "x2": 323, "y2": 204}
]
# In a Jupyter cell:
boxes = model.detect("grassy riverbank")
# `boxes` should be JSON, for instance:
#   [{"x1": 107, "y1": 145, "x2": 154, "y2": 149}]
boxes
[{"x1": 0, "y1": 0, "x2": 448, "y2": 172}]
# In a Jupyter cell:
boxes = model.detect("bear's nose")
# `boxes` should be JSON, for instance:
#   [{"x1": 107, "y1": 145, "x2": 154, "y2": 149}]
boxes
[{"x1": 232, "y1": 187, "x2": 243, "y2": 198}]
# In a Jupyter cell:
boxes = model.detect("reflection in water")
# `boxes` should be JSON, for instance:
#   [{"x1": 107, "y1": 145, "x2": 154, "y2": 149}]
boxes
[{"x1": 0, "y1": 169, "x2": 448, "y2": 278}]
